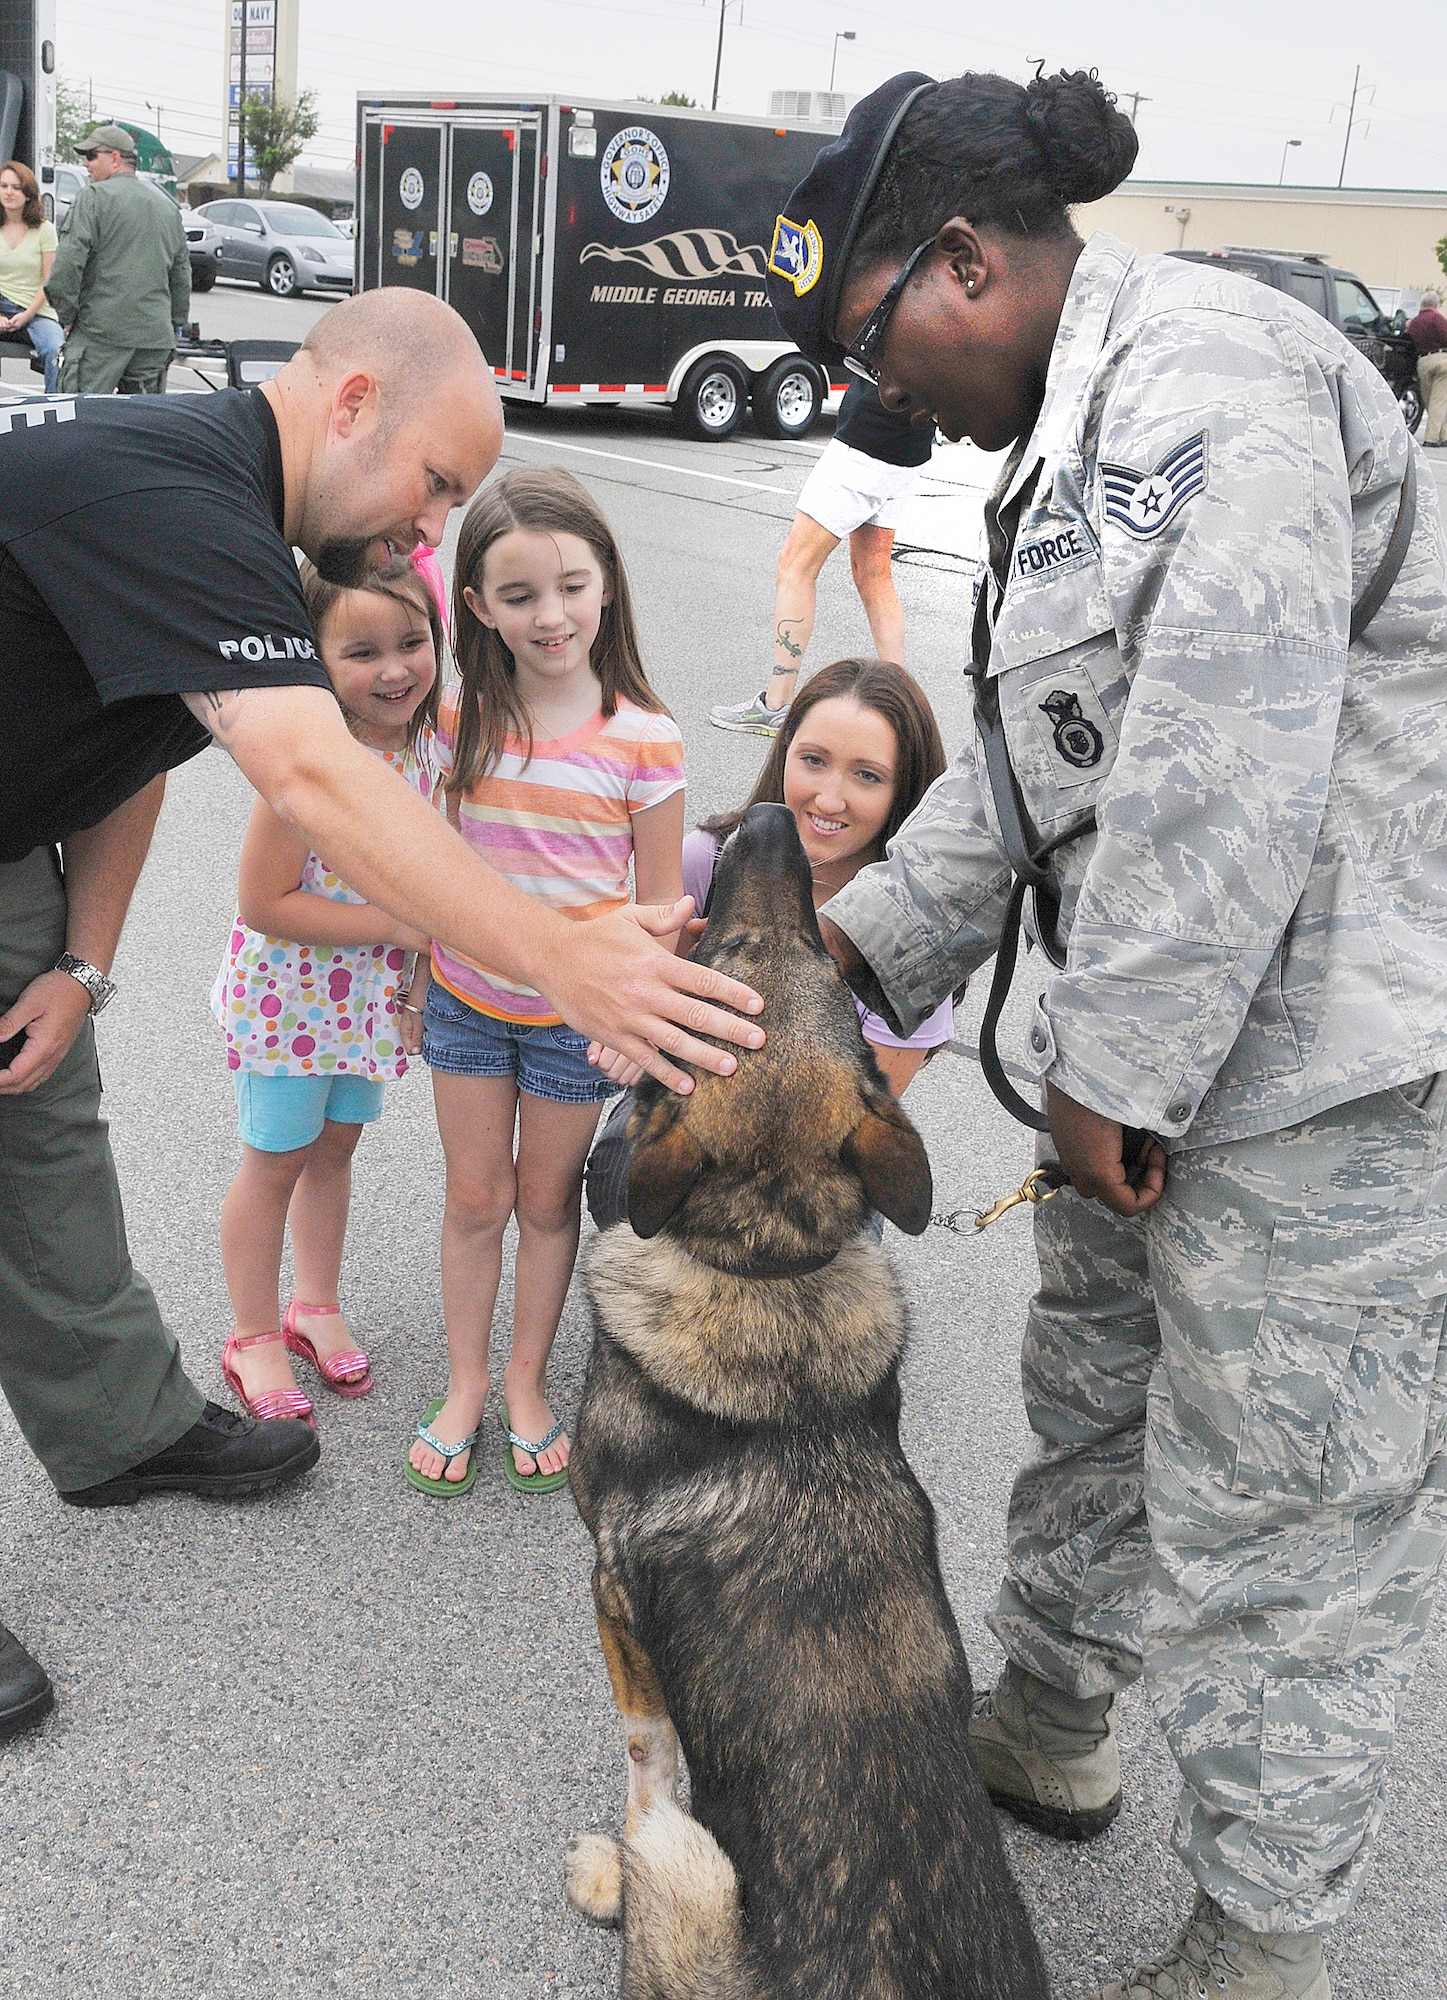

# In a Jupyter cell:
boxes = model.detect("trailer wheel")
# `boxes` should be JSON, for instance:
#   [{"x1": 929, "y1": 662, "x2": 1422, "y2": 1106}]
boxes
[
  {"x1": 674, "y1": 357, "x2": 747, "y2": 441},
  {"x1": 752, "y1": 357, "x2": 823, "y2": 440}
]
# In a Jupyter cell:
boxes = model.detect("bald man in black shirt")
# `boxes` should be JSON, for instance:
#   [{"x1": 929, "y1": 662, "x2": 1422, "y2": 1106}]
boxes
[{"x1": 0, "y1": 289, "x2": 766, "y2": 1738}]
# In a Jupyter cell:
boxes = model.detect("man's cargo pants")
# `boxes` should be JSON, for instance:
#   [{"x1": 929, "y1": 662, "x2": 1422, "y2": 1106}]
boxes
[
  {"x1": 989, "y1": 1074, "x2": 1447, "y2": 1933},
  {"x1": 0, "y1": 847, "x2": 203, "y2": 1490}
]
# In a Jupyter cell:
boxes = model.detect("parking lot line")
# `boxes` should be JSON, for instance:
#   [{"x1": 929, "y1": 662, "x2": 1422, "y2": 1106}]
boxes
[{"x1": 503, "y1": 431, "x2": 799, "y2": 496}]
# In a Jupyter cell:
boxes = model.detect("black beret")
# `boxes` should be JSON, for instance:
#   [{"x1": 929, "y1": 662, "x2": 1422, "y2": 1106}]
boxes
[{"x1": 767, "y1": 71, "x2": 937, "y2": 367}]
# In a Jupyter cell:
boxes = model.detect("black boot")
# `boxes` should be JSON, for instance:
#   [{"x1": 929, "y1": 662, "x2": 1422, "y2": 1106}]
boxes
[
  {"x1": 60, "y1": 1401, "x2": 320, "y2": 1507},
  {"x1": 0, "y1": 1622, "x2": 54, "y2": 1740}
]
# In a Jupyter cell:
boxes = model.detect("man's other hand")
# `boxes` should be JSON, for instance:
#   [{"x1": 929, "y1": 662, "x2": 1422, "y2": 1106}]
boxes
[{"x1": 0, "y1": 972, "x2": 93, "y2": 1094}]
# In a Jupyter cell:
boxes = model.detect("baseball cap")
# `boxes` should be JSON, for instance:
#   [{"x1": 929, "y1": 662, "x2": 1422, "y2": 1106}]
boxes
[
  {"x1": 77, "y1": 124, "x2": 138, "y2": 159},
  {"x1": 766, "y1": 73, "x2": 936, "y2": 367}
]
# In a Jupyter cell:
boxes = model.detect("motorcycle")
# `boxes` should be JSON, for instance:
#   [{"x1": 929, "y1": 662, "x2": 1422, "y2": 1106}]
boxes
[{"x1": 1383, "y1": 313, "x2": 1424, "y2": 433}]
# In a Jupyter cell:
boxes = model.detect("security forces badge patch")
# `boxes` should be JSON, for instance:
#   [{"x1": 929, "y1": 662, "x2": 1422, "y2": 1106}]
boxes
[
  {"x1": 1101, "y1": 431, "x2": 1208, "y2": 540},
  {"x1": 768, "y1": 215, "x2": 824, "y2": 297}
]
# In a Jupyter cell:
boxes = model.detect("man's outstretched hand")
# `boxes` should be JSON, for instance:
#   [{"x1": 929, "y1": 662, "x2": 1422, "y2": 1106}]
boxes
[
  {"x1": 1046, "y1": 1083, "x2": 1167, "y2": 1217},
  {"x1": 541, "y1": 898, "x2": 764, "y2": 1096}
]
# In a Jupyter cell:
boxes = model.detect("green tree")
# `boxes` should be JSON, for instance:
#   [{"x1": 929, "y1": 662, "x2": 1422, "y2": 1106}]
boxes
[
  {"x1": 239, "y1": 87, "x2": 320, "y2": 195},
  {"x1": 659, "y1": 90, "x2": 698, "y2": 106},
  {"x1": 55, "y1": 73, "x2": 93, "y2": 161},
  {"x1": 1437, "y1": 235, "x2": 1447, "y2": 285}
]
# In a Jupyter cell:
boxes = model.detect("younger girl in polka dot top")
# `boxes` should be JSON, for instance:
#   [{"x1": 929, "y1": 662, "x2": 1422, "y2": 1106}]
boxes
[{"x1": 211, "y1": 556, "x2": 442, "y2": 1426}]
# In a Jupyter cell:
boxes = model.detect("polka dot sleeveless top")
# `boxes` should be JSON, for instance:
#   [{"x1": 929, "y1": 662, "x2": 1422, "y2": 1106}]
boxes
[{"x1": 211, "y1": 734, "x2": 438, "y2": 1080}]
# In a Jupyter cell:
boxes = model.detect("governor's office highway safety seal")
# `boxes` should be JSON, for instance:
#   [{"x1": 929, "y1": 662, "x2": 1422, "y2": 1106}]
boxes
[
  {"x1": 601, "y1": 127, "x2": 670, "y2": 225},
  {"x1": 399, "y1": 167, "x2": 424, "y2": 212}
]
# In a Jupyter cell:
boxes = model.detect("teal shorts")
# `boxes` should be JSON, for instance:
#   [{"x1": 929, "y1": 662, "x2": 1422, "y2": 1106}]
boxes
[{"x1": 233, "y1": 1070, "x2": 387, "y2": 1153}]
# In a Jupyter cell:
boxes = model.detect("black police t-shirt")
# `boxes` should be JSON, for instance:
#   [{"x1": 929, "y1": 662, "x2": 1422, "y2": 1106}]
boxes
[
  {"x1": 834, "y1": 378, "x2": 935, "y2": 468},
  {"x1": 0, "y1": 388, "x2": 330, "y2": 863}
]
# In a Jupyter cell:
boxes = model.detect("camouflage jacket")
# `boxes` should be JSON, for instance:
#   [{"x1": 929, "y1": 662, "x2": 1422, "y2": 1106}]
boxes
[{"x1": 824, "y1": 232, "x2": 1447, "y2": 1148}]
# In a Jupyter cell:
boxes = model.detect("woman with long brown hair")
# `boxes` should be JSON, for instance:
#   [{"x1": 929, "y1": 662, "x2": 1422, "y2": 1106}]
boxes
[
  {"x1": 0, "y1": 161, "x2": 63, "y2": 393},
  {"x1": 694, "y1": 655, "x2": 948, "y2": 1096}
]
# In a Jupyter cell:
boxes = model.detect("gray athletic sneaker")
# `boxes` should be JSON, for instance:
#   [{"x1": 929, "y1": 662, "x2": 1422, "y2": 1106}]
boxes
[
  {"x1": 709, "y1": 690, "x2": 787, "y2": 736},
  {"x1": 969, "y1": 1660, "x2": 1122, "y2": 1840},
  {"x1": 1091, "y1": 1891, "x2": 1330, "y2": 1999}
]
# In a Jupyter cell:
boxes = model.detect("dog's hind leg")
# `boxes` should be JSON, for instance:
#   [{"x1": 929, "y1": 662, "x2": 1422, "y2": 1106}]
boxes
[
  {"x1": 622, "y1": 1800, "x2": 749, "y2": 2000},
  {"x1": 592, "y1": 1566, "x2": 681, "y2": 1839}
]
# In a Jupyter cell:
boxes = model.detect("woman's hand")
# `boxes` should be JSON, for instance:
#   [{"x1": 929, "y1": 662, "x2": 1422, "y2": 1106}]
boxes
[
  {"x1": 587, "y1": 1043, "x2": 647, "y2": 1088},
  {"x1": 1046, "y1": 1084, "x2": 1166, "y2": 1217}
]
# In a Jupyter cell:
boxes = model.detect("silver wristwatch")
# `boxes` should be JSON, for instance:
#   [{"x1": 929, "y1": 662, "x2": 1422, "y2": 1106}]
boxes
[{"x1": 54, "y1": 953, "x2": 118, "y2": 1016}]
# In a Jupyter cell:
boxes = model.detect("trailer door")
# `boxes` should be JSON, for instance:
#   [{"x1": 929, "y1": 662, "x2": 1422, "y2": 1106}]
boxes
[
  {"x1": 376, "y1": 122, "x2": 445, "y2": 294},
  {"x1": 443, "y1": 114, "x2": 543, "y2": 390}
]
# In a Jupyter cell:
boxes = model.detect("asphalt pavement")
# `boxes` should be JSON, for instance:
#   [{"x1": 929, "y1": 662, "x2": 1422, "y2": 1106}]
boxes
[{"x1": 1, "y1": 283, "x2": 1444, "y2": 2000}]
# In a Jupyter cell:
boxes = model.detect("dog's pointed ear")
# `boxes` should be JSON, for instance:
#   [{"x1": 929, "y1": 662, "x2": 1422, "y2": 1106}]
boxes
[
  {"x1": 628, "y1": 1113, "x2": 707, "y2": 1239},
  {"x1": 840, "y1": 1091, "x2": 933, "y2": 1235}
]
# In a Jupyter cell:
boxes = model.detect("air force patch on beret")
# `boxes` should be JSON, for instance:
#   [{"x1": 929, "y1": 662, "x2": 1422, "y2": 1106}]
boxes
[
  {"x1": 1101, "y1": 432, "x2": 1207, "y2": 540},
  {"x1": 768, "y1": 215, "x2": 824, "y2": 297}
]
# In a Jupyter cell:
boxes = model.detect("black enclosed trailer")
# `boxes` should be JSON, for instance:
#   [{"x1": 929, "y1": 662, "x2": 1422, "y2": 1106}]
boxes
[{"x1": 355, "y1": 93, "x2": 845, "y2": 441}]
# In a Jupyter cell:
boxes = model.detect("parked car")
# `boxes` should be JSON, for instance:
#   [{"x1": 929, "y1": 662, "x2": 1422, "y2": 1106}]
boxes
[
  {"x1": 184, "y1": 212, "x2": 223, "y2": 291},
  {"x1": 1167, "y1": 248, "x2": 1423, "y2": 431},
  {"x1": 190, "y1": 198, "x2": 356, "y2": 298},
  {"x1": 49, "y1": 162, "x2": 85, "y2": 226}
]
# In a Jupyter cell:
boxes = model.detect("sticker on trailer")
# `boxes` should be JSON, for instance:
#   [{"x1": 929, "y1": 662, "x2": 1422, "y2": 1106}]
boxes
[
  {"x1": 600, "y1": 126, "x2": 670, "y2": 226},
  {"x1": 391, "y1": 227, "x2": 424, "y2": 268},
  {"x1": 399, "y1": 166, "x2": 424, "y2": 211},
  {"x1": 462, "y1": 236, "x2": 504, "y2": 272},
  {"x1": 466, "y1": 170, "x2": 494, "y2": 217}
]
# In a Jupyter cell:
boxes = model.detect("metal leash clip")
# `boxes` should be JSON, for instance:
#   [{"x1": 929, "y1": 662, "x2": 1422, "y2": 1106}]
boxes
[{"x1": 973, "y1": 1162, "x2": 1070, "y2": 1230}]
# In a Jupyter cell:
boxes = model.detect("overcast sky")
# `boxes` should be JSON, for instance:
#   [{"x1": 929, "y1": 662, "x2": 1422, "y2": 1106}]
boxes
[{"x1": 54, "y1": 0, "x2": 1446, "y2": 192}]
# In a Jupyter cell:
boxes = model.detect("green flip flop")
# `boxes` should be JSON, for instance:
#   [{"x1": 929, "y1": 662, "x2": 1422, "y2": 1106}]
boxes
[
  {"x1": 499, "y1": 1404, "x2": 570, "y2": 1496},
  {"x1": 404, "y1": 1397, "x2": 480, "y2": 1497}
]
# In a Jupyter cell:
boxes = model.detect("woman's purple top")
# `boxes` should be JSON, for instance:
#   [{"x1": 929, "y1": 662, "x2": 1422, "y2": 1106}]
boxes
[{"x1": 682, "y1": 827, "x2": 954, "y2": 1052}]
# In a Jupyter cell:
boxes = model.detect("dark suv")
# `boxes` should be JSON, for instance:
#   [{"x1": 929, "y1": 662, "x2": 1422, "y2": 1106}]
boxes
[{"x1": 1167, "y1": 248, "x2": 1422, "y2": 431}]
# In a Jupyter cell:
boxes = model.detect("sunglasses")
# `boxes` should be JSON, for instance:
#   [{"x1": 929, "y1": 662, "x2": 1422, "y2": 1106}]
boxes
[{"x1": 840, "y1": 238, "x2": 935, "y2": 385}]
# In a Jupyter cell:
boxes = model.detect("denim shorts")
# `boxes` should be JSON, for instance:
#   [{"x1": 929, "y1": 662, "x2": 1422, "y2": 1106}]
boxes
[
  {"x1": 421, "y1": 979, "x2": 621, "y2": 1105},
  {"x1": 233, "y1": 1069, "x2": 386, "y2": 1153}
]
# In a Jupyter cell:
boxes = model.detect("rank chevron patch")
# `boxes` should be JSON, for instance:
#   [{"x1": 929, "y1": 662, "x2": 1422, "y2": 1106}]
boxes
[{"x1": 1100, "y1": 431, "x2": 1208, "y2": 540}]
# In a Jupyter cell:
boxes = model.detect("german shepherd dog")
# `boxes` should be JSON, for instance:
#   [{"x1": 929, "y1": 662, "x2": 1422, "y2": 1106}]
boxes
[{"x1": 564, "y1": 804, "x2": 1049, "y2": 1999}]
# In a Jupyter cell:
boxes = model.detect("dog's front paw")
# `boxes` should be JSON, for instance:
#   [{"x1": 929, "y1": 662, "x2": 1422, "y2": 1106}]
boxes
[{"x1": 565, "y1": 1831, "x2": 623, "y2": 1925}]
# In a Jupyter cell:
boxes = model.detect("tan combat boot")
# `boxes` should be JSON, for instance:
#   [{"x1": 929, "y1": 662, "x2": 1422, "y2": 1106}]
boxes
[
  {"x1": 1091, "y1": 1891, "x2": 1330, "y2": 2000},
  {"x1": 969, "y1": 1659, "x2": 1122, "y2": 1840}
]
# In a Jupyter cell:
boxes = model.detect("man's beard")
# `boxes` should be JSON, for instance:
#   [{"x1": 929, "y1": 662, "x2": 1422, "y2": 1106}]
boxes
[{"x1": 314, "y1": 536, "x2": 383, "y2": 588}]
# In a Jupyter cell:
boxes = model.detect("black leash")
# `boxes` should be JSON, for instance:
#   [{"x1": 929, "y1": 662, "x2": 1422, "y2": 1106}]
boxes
[{"x1": 964, "y1": 447, "x2": 1417, "y2": 1230}]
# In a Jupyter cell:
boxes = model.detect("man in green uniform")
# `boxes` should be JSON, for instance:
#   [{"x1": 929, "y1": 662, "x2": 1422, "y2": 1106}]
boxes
[{"x1": 46, "y1": 125, "x2": 189, "y2": 396}]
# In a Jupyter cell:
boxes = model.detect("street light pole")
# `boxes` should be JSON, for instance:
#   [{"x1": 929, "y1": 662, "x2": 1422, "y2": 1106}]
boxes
[
  {"x1": 830, "y1": 30, "x2": 856, "y2": 98},
  {"x1": 1278, "y1": 137, "x2": 1301, "y2": 185}
]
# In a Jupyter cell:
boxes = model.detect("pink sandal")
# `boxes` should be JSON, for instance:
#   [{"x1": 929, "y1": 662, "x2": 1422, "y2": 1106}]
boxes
[
  {"x1": 283, "y1": 1299, "x2": 374, "y2": 1398},
  {"x1": 221, "y1": 1329, "x2": 316, "y2": 1428}
]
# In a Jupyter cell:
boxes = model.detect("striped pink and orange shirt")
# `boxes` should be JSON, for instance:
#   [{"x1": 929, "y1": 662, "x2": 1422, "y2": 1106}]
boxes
[{"x1": 431, "y1": 691, "x2": 685, "y2": 1024}]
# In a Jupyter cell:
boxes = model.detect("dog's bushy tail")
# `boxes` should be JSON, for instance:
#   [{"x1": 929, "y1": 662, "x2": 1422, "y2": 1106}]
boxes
[{"x1": 622, "y1": 1801, "x2": 752, "y2": 2000}]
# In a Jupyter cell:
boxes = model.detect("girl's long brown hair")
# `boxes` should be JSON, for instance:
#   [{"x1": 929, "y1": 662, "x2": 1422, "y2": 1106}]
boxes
[
  {"x1": 448, "y1": 466, "x2": 665, "y2": 793},
  {"x1": 0, "y1": 161, "x2": 45, "y2": 230},
  {"x1": 701, "y1": 657, "x2": 946, "y2": 852},
  {"x1": 300, "y1": 556, "x2": 444, "y2": 751}
]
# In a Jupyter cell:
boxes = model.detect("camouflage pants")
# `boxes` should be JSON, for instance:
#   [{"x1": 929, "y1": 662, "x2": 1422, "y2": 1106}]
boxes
[{"x1": 989, "y1": 1074, "x2": 1447, "y2": 1932}]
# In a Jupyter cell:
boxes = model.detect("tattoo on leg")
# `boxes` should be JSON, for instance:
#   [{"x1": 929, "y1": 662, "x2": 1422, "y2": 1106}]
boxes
[{"x1": 776, "y1": 623, "x2": 803, "y2": 660}]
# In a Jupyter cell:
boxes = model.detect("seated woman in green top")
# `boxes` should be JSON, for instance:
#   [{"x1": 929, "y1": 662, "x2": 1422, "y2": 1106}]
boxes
[{"x1": 0, "y1": 161, "x2": 63, "y2": 394}]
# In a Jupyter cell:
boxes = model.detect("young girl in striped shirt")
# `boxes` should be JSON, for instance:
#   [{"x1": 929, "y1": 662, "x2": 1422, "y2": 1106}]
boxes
[{"x1": 406, "y1": 467, "x2": 685, "y2": 1498}]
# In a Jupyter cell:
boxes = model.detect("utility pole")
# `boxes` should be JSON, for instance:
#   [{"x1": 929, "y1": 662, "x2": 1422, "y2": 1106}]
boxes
[
  {"x1": 1337, "y1": 64, "x2": 1360, "y2": 188},
  {"x1": 711, "y1": 0, "x2": 727, "y2": 112},
  {"x1": 1123, "y1": 91, "x2": 1151, "y2": 127},
  {"x1": 234, "y1": 0, "x2": 248, "y2": 197}
]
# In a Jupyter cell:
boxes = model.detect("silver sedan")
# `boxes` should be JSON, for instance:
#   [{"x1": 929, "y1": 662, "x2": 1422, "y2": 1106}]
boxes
[{"x1": 190, "y1": 197, "x2": 356, "y2": 298}]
